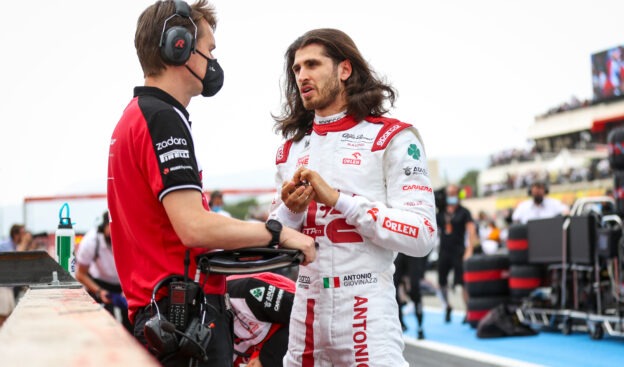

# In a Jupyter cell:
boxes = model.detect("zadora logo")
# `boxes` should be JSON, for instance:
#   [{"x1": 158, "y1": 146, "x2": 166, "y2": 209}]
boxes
[{"x1": 156, "y1": 136, "x2": 188, "y2": 151}]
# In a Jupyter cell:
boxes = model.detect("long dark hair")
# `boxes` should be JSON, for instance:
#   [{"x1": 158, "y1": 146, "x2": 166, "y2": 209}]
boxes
[{"x1": 273, "y1": 28, "x2": 397, "y2": 142}]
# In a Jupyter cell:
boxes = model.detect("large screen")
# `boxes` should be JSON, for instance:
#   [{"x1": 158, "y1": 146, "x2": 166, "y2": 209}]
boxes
[{"x1": 592, "y1": 45, "x2": 624, "y2": 102}]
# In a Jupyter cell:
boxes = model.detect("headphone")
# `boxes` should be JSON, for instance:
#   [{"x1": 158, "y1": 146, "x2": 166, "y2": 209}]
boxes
[
  {"x1": 143, "y1": 275, "x2": 212, "y2": 361},
  {"x1": 528, "y1": 181, "x2": 549, "y2": 196},
  {"x1": 159, "y1": 0, "x2": 197, "y2": 65}
]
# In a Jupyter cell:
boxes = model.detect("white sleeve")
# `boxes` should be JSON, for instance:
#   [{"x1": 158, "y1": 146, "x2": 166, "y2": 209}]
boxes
[
  {"x1": 335, "y1": 128, "x2": 436, "y2": 257},
  {"x1": 76, "y1": 230, "x2": 97, "y2": 266}
]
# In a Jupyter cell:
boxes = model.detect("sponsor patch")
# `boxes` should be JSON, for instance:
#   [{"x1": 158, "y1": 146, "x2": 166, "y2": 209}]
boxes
[
  {"x1": 382, "y1": 217, "x2": 419, "y2": 238},
  {"x1": 424, "y1": 218, "x2": 436, "y2": 236},
  {"x1": 159, "y1": 149, "x2": 190, "y2": 163},
  {"x1": 403, "y1": 166, "x2": 429, "y2": 176},
  {"x1": 156, "y1": 136, "x2": 187, "y2": 151},
  {"x1": 342, "y1": 152, "x2": 362, "y2": 165},
  {"x1": 264, "y1": 285, "x2": 276, "y2": 308},
  {"x1": 367, "y1": 208, "x2": 379, "y2": 221},
  {"x1": 376, "y1": 124, "x2": 401, "y2": 147},
  {"x1": 402, "y1": 185, "x2": 432, "y2": 192},
  {"x1": 297, "y1": 155, "x2": 309, "y2": 167},
  {"x1": 298, "y1": 275, "x2": 311, "y2": 289}
]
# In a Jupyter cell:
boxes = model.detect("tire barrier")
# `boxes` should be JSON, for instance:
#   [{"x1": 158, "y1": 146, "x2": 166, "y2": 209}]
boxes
[
  {"x1": 466, "y1": 295, "x2": 509, "y2": 328},
  {"x1": 463, "y1": 254, "x2": 510, "y2": 297},
  {"x1": 507, "y1": 224, "x2": 529, "y2": 265},
  {"x1": 509, "y1": 264, "x2": 544, "y2": 303}
]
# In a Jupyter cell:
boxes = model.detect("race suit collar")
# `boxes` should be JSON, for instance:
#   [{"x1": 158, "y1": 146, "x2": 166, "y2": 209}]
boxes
[{"x1": 313, "y1": 111, "x2": 358, "y2": 135}]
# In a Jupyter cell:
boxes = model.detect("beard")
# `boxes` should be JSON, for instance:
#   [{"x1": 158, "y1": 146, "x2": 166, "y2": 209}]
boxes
[{"x1": 302, "y1": 74, "x2": 342, "y2": 111}]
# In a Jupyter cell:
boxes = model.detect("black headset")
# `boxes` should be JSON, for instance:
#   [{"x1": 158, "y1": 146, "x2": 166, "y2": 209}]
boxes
[
  {"x1": 143, "y1": 275, "x2": 212, "y2": 361},
  {"x1": 159, "y1": 0, "x2": 197, "y2": 65}
]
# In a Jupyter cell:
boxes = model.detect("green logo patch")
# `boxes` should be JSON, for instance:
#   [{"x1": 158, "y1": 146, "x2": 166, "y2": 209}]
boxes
[{"x1": 408, "y1": 144, "x2": 420, "y2": 160}]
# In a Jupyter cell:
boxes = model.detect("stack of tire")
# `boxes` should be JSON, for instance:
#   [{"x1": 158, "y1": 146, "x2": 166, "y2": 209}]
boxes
[
  {"x1": 507, "y1": 224, "x2": 544, "y2": 304},
  {"x1": 464, "y1": 254, "x2": 510, "y2": 328}
]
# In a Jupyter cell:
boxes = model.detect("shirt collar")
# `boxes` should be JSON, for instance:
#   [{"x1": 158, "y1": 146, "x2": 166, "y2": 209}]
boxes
[{"x1": 133, "y1": 86, "x2": 190, "y2": 122}]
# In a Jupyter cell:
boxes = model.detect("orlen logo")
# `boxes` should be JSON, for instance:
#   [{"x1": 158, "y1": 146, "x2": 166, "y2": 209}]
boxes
[
  {"x1": 342, "y1": 152, "x2": 362, "y2": 165},
  {"x1": 367, "y1": 207, "x2": 379, "y2": 221},
  {"x1": 402, "y1": 185, "x2": 433, "y2": 192},
  {"x1": 156, "y1": 136, "x2": 187, "y2": 151},
  {"x1": 297, "y1": 155, "x2": 309, "y2": 167},
  {"x1": 376, "y1": 125, "x2": 401, "y2": 147},
  {"x1": 382, "y1": 217, "x2": 419, "y2": 238}
]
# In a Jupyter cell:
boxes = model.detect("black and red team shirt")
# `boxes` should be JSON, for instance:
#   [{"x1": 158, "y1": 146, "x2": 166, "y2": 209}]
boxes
[{"x1": 107, "y1": 86, "x2": 224, "y2": 322}]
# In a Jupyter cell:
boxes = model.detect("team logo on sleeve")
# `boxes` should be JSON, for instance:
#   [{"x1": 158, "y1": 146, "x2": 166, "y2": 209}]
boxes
[
  {"x1": 250, "y1": 287, "x2": 265, "y2": 302},
  {"x1": 407, "y1": 144, "x2": 421, "y2": 160}
]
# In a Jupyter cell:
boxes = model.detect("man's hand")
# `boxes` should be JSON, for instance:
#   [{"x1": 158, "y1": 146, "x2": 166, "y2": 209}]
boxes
[
  {"x1": 279, "y1": 226, "x2": 316, "y2": 266},
  {"x1": 297, "y1": 168, "x2": 339, "y2": 207},
  {"x1": 281, "y1": 167, "x2": 316, "y2": 213}
]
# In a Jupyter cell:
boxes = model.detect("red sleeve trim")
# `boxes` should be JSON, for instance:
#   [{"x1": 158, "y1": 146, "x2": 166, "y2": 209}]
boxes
[{"x1": 275, "y1": 140, "x2": 294, "y2": 165}]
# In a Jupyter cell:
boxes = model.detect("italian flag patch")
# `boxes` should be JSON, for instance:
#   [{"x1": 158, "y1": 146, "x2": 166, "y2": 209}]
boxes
[{"x1": 323, "y1": 277, "x2": 340, "y2": 288}]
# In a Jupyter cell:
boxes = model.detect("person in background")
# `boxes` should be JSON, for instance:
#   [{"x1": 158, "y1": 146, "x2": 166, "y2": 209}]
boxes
[
  {"x1": 228, "y1": 272, "x2": 295, "y2": 367},
  {"x1": 75, "y1": 211, "x2": 131, "y2": 332},
  {"x1": 394, "y1": 252, "x2": 428, "y2": 339},
  {"x1": 209, "y1": 190, "x2": 232, "y2": 217},
  {"x1": 0, "y1": 224, "x2": 25, "y2": 252},
  {"x1": 0, "y1": 224, "x2": 26, "y2": 326},
  {"x1": 512, "y1": 180, "x2": 569, "y2": 224},
  {"x1": 436, "y1": 184, "x2": 477, "y2": 323},
  {"x1": 107, "y1": 1, "x2": 315, "y2": 365},
  {"x1": 270, "y1": 28, "x2": 436, "y2": 366}
]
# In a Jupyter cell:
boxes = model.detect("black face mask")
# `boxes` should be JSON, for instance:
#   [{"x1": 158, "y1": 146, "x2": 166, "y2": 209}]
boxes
[
  {"x1": 185, "y1": 50, "x2": 224, "y2": 97},
  {"x1": 533, "y1": 195, "x2": 544, "y2": 205}
]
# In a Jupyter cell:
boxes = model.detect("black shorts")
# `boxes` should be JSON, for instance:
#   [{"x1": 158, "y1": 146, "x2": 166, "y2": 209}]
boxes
[
  {"x1": 134, "y1": 293, "x2": 233, "y2": 367},
  {"x1": 437, "y1": 248, "x2": 465, "y2": 288}
]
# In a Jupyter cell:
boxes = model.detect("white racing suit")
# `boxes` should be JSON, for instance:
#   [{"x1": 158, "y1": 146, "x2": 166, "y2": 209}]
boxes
[{"x1": 269, "y1": 112, "x2": 437, "y2": 367}]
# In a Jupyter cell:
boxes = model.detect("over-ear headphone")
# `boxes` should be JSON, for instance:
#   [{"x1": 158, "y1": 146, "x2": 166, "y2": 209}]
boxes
[
  {"x1": 143, "y1": 275, "x2": 212, "y2": 361},
  {"x1": 528, "y1": 181, "x2": 549, "y2": 196},
  {"x1": 159, "y1": 0, "x2": 197, "y2": 65}
]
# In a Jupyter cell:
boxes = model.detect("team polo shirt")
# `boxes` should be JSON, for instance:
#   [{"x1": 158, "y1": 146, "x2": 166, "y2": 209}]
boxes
[{"x1": 107, "y1": 86, "x2": 224, "y2": 322}]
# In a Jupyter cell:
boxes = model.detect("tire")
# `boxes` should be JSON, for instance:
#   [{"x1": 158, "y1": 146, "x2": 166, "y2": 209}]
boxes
[
  {"x1": 466, "y1": 295, "x2": 509, "y2": 328},
  {"x1": 507, "y1": 224, "x2": 529, "y2": 265},
  {"x1": 590, "y1": 322, "x2": 604, "y2": 340},
  {"x1": 464, "y1": 254, "x2": 510, "y2": 297},
  {"x1": 509, "y1": 264, "x2": 544, "y2": 303}
]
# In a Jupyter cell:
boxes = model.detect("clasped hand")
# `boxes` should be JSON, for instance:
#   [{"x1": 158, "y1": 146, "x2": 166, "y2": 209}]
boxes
[{"x1": 281, "y1": 167, "x2": 339, "y2": 213}]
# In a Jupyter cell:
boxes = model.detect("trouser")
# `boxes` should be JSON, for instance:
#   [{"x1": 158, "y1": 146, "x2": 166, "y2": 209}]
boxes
[
  {"x1": 394, "y1": 253, "x2": 427, "y2": 327},
  {"x1": 134, "y1": 293, "x2": 233, "y2": 367},
  {"x1": 437, "y1": 248, "x2": 465, "y2": 288}
]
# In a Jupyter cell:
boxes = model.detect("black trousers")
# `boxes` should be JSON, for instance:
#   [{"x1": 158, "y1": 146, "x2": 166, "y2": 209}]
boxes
[
  {"x1": 437, "y1": 247, "x2": 465, "y2": 288},
  {"x1": 134, "y1": 293, "x2": 233, "y2": 367}
]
